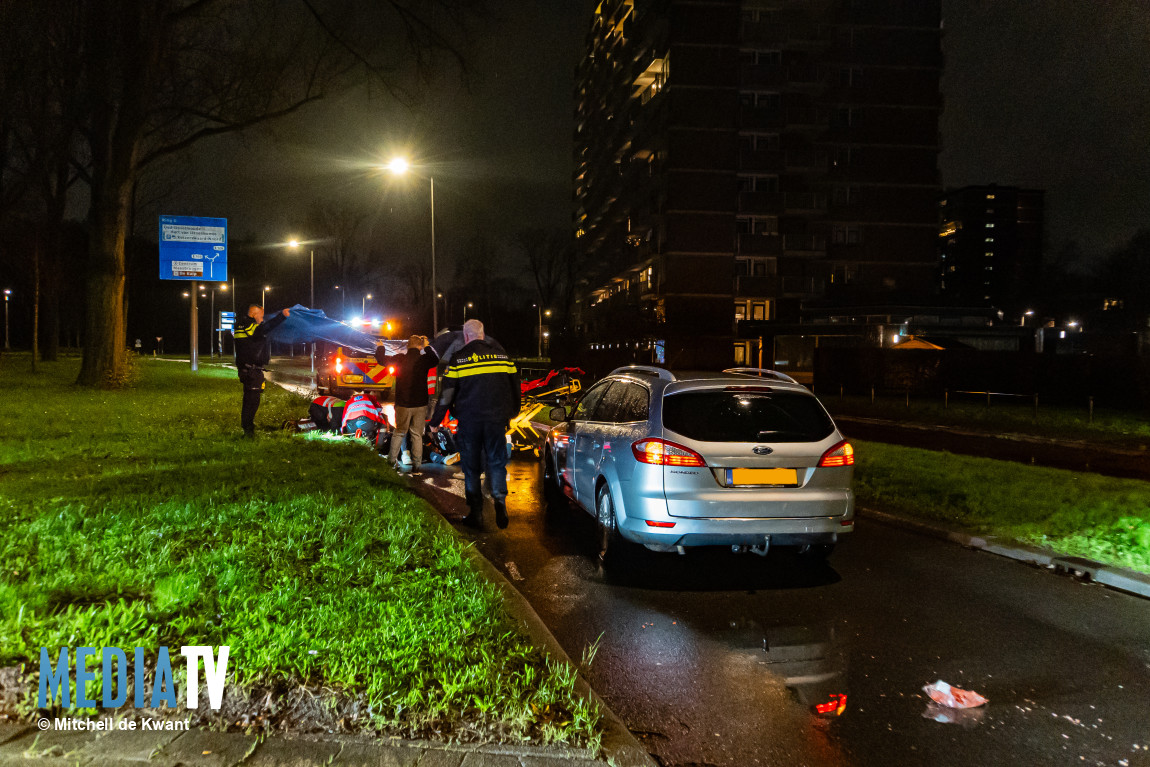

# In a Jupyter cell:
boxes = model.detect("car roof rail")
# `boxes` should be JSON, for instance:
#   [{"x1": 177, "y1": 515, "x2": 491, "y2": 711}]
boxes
[
  {"x1": 610, "y1": 365, "x2": 676, "y2": 382},
  {"x1": 723, "y1": 367, "x2": 799, "y2": 384}
]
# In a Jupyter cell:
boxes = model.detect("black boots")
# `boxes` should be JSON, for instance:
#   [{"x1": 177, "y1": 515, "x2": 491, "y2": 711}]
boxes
[
  {"x1": 461, "y1": 492, "x2": 484, "y2": 529},
  {"x1": 494, "y1": 500, "x2": 508, "y2": 529}
]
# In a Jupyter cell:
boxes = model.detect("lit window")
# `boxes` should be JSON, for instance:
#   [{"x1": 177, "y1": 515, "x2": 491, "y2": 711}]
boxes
[
  {"x1": 735, "y1": 303, "x2": 747, "y2": 320},
  {"x1": 985, "y1": 266, "x2": 993, "y2": 271},
  {"x1": 985, "y1": 237, "x2": 994, "y2": 243},
  {"x1": 986, "y1": 209, "x2": 995, "y2": 214},
  {"x1": 985, "y1": 252, "x2": 994, "y2": 257},
  {"x1": 985, "y1": 223, "x2": 995, "y2": 228},
  {"x1": 986, "y1": 194, "x2": 996, "y2": 200}
]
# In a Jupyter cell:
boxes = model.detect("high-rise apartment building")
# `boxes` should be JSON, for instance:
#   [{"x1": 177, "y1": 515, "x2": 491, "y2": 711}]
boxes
[
  {"x1": 573, "y1": 0, "x2": 943, "y2": 369},
  {"x1": 938, "y1": 185, "x2": 1045, "y2": 312}
]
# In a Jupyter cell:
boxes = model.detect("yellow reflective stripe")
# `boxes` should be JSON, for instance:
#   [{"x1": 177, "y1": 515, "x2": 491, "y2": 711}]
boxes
[
  {"x1": 445, "y1": 363, "x2": 518, "y2": 379},
  {"x1": 448, "y1": 360, "x2": 517, "y2": 372},
  {"x1": 233, "y1": 326, "x2": 254, "y2": 339}
]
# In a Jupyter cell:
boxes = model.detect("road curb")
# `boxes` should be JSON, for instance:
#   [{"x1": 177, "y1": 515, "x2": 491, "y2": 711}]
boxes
[
  {"x1": 417, "y1": 496, "x2": 657, "y2": 767},
  {"x1": 857, "y1": 507, "x2": 1150, "y2": 600}
]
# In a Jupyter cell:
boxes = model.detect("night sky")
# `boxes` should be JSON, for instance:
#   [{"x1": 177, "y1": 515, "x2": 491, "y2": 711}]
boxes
[{"x1": 155, "y1": 0, "x2": 1150, "y2": 283}]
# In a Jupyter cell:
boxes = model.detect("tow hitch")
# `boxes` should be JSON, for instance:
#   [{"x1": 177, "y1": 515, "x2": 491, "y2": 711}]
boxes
[{"x1": 732, "y1": 536, "x2": 770, "y2": 556}]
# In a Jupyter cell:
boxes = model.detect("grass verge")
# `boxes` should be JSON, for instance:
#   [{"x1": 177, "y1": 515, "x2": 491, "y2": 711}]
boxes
[
  {"x1": 854, "y1": 439, "x2": 1150, "y2": 574},
  {"x1": 825, "y1": 395, "x2": 1150, "y2": 448},
  {"x1": 0, "y1": 354, "x2": 600, "y2": 745}
]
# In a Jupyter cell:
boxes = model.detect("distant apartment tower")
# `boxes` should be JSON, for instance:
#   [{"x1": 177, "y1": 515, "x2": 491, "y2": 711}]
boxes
[
  {"x1": 938, "y1": 185, "x2": 1044, "y2": 311},
  {"x1": 572, "y1": 0, "x2": 943, "y2": 369}
]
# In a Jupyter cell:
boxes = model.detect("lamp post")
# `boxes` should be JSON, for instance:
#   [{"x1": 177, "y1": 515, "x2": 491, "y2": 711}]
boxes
[
  {"x1": 334, "y1": 285, "x2": 346, "y2": 318},
  {"x1": 385, "y1": 157, "x2": 437, "y2": 334},
  {"x1": 362, "y1": 293, "x2": 372, "y2": 315},
  {"x1": 262, "y1": 286, "x2": 270, "y2": 310},
  {"x1": 288, "y1": 239, "x2": 315, "y2": 373},
  {"x1": 3, "y1": 289, "x2": 10, "y2": 350},
  {"x1": 534, "y1": 305, "x2": 551, "y2": 358},
  {"x1": 463, "y1": 301, "x2": 474, "y2": 321}
]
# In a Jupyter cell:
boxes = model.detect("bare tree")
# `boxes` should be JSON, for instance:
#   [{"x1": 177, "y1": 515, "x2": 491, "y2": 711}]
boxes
[
  {"x1": 517, "y1": 227, "x2": 580, "y2": 317},
  {"x1": 7, "y1": 0, "x2": 483, "y2": 386}
]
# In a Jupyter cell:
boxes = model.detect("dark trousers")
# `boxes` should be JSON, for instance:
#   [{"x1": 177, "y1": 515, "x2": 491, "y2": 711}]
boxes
[
  {"x1": 239, "y1": 366, "x2": 265, "y2": 434},
  {"x1": 456, "y1": 419, "x2": 509, "y2": 502}
]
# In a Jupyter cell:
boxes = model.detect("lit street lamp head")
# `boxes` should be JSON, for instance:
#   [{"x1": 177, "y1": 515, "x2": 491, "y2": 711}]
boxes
[
  {"x1": 288, "y1": 239, "x2": 300, "y2": 248},
  {"x1": 386, "y1": 157, "x2": 410, "y2": 175}
]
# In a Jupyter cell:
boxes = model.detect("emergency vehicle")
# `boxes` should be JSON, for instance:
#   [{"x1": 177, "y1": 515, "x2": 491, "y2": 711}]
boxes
[{"x1": 315, "y1": 320, "x2": 404, "y2": 400}]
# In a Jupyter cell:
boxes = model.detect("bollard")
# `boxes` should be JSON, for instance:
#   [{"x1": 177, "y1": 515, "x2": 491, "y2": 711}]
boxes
[
  {"x1": 1089, "y1": 395, "x2": 1094, "y2": 424},
  {"x1": 906, "y1": 388, "x2": 910, "y2": 408},
  {"x1": 870, "y1": 386, "x2": 875, "y2": 405},
  {"x1": 840, "y1": 384, "x2": 844, "y2": 400},
  {"x1": 944, "y1": 389, "x2": 949, "y2": 410}
]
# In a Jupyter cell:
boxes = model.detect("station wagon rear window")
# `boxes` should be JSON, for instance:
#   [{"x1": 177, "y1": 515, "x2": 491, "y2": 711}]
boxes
[{"x1": 662, "y1": 390, "x2": 835, "y2": 443}]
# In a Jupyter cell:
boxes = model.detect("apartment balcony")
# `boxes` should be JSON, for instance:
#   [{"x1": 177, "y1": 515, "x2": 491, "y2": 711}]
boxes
[
  {"x1": 783, "y1": 192, "x2": 828, "y2": 213},
  {"x1": 783, "y1": 149, "x2": 828, "y2": 171},
  {"x1": 738, "y1": 191, "x2": 784, "y2": 216},
  {"x1": 735, "y1": 274, "x2": 782, "y2": 297},
  {"x1": 738, "y1": 148, "x2": 783, "y2": 174},
  {"x1": 737, "y1": 233, "x2": 783, "y2": 256}
]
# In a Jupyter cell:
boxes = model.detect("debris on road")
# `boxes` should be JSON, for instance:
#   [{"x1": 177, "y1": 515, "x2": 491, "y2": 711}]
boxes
[
  {"x1": 923, "y1": 679, "x2": 989, "y2": 709},
  {"x1": 922, "y1": 702, "x2": 986, "y2": 728}
]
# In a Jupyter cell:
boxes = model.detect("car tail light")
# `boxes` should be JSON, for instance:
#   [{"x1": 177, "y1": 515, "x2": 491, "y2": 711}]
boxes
[
  {"x1": 814, "y1": 694, "x2": 848, "y2": 716},
  {"x1": 632, "y1": 438, "x2": 706, "y2": 467},
  {"x1": 387, "y1": 366, "x2": 395, "y2": 375},
  {"x1": 644, "y1": 520, "x2": 676, "y2": 528},
  {"x1": 818, "y1": 440, "x2": 854, "y2": 467},
  {"x1": 335, "y1": 356, "x2": 343, "y2": 374}
]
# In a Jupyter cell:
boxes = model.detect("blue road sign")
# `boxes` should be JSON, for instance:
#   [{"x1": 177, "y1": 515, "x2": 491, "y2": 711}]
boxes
[
  {"x1": 159, "y1": 215, "x2": 228, "y2": 281},
  {"x1": 219, "y1": 311, "x2": 235, "y2": 331}
]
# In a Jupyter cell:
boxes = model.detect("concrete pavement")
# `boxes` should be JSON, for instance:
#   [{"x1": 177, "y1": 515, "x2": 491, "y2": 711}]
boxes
[{"x1": 0, "y1": 724, "x2": 610, "y2": 767}]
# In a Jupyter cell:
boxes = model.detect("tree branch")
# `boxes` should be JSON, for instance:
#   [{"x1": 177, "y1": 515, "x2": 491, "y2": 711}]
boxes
[{"x1": 137, "y1": 93, "x2": 323, "y2": 168}]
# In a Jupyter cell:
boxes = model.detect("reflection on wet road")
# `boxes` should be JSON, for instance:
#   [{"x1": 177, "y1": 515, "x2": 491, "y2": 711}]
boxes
[{"x1": 411, "y1": 459, "x2": 1150, "y2": 767}]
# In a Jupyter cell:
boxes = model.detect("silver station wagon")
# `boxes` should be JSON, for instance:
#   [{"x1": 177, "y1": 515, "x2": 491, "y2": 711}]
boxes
[{"x1": 543, "y1": 366, "x2": 855, "y2": 564}]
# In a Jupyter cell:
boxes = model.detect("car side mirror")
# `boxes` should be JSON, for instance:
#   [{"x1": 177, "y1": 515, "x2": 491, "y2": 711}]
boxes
[{"x1": 549, "y1": 406, "x2": 568, "y2": 422}]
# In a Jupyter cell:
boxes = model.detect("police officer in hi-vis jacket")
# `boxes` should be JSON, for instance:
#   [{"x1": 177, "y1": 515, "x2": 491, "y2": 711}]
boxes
[{"x1": 231, "y1": 303, "x2": 289, "y2": 438}]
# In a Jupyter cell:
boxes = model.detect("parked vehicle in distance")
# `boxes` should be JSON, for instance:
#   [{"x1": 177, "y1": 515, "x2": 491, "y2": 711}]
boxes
[{"x1": 542, "y1": 366, "x2": 855, "y2": 564}]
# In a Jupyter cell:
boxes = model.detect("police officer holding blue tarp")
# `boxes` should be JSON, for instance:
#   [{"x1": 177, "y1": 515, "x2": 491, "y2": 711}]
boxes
[
  {"x1": 429, "y1": 319, "x2": 520, "y2": 529},
  {"x1": 232, "y1": 303, "x2": 289, "y2": 438}
]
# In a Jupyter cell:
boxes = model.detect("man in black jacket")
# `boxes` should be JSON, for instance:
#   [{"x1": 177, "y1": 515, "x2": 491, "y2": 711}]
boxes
[
  {"x1": 375, "y1": 334, "x2": 439, "y2": 476},
  {"x1": 232, "y1": 303, "x2": 289, "y2": 438},
  {"x1": 429, "y1": 319, "x2": 520, "y2": 529}
]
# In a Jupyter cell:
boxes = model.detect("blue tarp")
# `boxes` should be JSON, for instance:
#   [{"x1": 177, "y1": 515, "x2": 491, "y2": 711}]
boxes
[{"x1": 266, "y1": 304, "x2": 401, "y2": 355}]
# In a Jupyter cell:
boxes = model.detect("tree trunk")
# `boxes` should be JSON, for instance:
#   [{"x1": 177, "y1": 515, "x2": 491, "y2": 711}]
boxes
[
  {"x1": 31, "y1": 235, "x2": 40, "y2": 372},
  {"x1": 77, "y1": 174, "x2": 131, "y2": 385}
]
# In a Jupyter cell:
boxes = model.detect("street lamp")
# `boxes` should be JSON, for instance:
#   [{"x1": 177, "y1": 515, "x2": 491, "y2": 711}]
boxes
[
  {"x1": 1020, "y1": 309, "x2": 1035, "y2": 327},
  {"x1": 288, "y1": 238, "x2": 315, "y2": 373},
  {"x1": 463, "y1": 301, "x2": 474, "y2": 321},
  {"x1": 333, "y1": 285, "x2": 346, "y2": 318},
  {"x1": 3, "y1": 289, "x2": 10, "y2": 350},
  {"x1": 362, "y1": 293, "x2": 373, "y2": 315},
  {"x1": 385, "y1": 156, "x2": 437, "y2": 334},
  {"x1": 262, "y1": 286, "x2": 271, "y2": 309}
]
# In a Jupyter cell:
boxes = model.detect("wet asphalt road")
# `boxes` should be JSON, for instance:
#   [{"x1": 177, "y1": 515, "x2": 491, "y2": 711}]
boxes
[{"x1": 410, "y1": 458, "x2": 1150, "y2": 767}]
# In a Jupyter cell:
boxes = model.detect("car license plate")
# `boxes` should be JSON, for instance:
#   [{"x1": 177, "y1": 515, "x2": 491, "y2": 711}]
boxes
[
  {"x1": 729, "y1": 468, "x2": 798, "y2": 486},
  {"x1": 341, "y1": 374, "x2": 364, "y2": 383}
]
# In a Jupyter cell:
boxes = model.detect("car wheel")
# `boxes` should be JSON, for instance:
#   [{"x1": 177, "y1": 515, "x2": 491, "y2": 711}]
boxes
[
  {"x1": 797, "y1": 543, "x2": 835, "y2": 560},
  {"x1": 596, "y1": 483, "x2": 626, "y2": 566}
]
